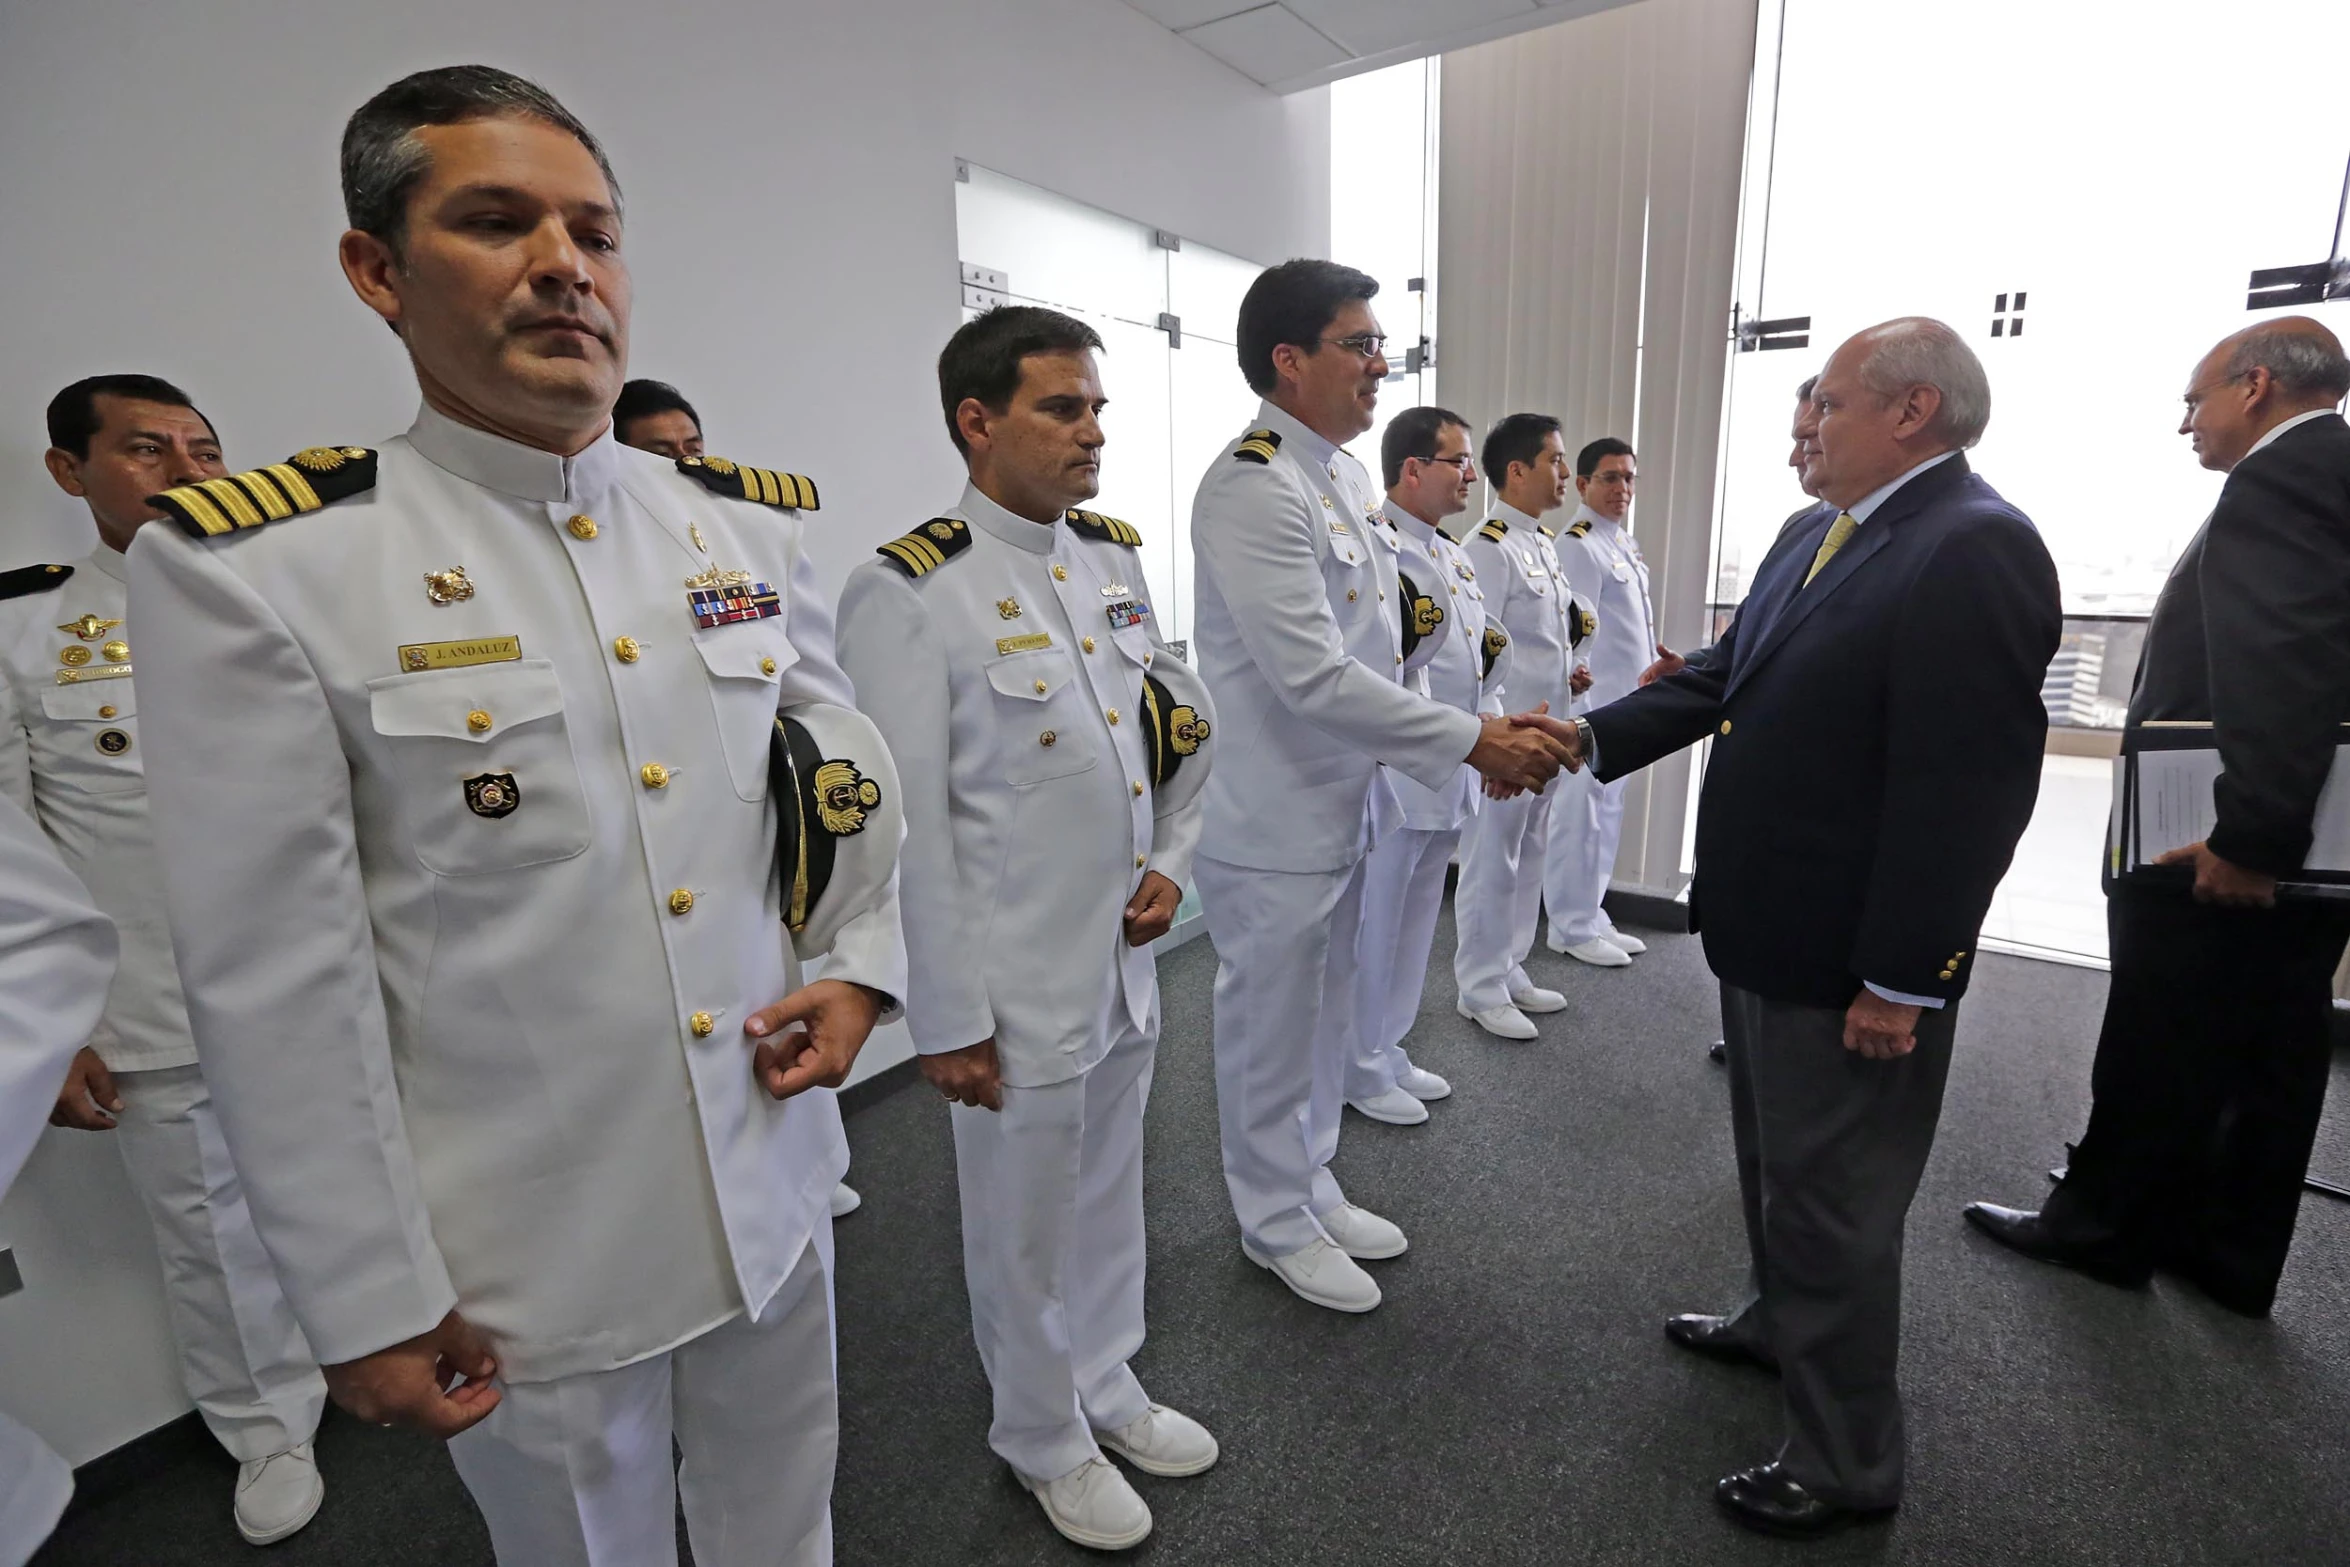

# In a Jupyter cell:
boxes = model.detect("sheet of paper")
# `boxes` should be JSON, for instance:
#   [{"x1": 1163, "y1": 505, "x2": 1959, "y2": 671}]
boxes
[{"x1": 2128, "y1": 742, "x2": 2350, "y2": 873}]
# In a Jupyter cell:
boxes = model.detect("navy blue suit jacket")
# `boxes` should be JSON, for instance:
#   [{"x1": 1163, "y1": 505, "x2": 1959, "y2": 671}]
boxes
[{"x1": 1587, "y1": 454, "x2": 2062, "y2": 1008}]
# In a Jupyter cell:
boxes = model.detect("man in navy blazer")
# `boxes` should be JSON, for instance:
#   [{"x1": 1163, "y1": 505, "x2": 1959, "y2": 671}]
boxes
[{"x1": 1538, "y1": 318, "x2": 2061, "y2": 1537}]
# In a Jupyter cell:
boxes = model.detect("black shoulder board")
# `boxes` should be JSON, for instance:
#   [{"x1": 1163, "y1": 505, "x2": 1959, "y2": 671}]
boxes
[
  {"x1": 1234, "y1": 428, "x2": 1282, "y2": 465},
  {"x1": 0, "y1": 563, "x2": 73, "y2": 600},
  {"x1": 1065, "y1": 509, "x2": 1142, "y2": 547},
  {"x1": 153, "y1": 447, "x2": 378, "y2": 540},
  {"x1": 1481, "y1": 622, "x2": 1509, "y2": 680},
  {"x1": 1566, "y1": 518, "x2": 1593, "y2": 538},
  {"x1": 678, "y1": 455, "x2": 820, "y2": 511},
  {"x1": 876, "y1": 517, "x2": 973, "y2": 578},
  {"x1": 1475, "y1": 519, "x2": 1507, "y2": 543}
]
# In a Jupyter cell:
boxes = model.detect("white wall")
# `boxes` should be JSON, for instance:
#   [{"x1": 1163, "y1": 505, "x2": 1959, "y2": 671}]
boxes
[{"x1": 0, "y1": 0, "x2": 1329, "y2": 1464}]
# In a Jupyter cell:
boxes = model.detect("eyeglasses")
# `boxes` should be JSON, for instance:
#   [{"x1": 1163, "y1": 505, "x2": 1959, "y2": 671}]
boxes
[
  {"x1": 1321, "y1": 333, "x2": 1388, "y2": 359},
  {"x1": 1421, "y1": 453, "x2": 1474, "y2": 471}
]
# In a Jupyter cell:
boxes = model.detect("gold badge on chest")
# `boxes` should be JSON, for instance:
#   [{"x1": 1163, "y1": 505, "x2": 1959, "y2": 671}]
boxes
[
  {"x1": 997, "y1": 597, "x2": 1022, "y2": 620},
  {"x1": 60, "y1": 614, "x2": 119, "y2": 642},
  {"x1": 424, "y1": 567, "x2": 475, "y2": 606}
]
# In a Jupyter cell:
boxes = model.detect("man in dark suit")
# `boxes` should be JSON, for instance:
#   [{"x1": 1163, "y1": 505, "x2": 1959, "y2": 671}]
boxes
[
  {"x1": 1539, "y1": 317, "x2": 2061, "y2": 1536},
  {"x1": 1966, "y1": 318, "x2": 2350, "y2": 1317}
]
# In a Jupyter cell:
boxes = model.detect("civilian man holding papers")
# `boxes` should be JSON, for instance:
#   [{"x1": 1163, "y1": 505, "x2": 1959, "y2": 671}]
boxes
[{"x1": 1968, "y1": 318, "x2": 2350, "y2": 1318}]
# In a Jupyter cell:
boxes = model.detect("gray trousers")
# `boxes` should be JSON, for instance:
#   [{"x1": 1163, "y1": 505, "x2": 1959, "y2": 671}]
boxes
[{"x1": 1716, "y1": 982, "x2": 1956, "y2": 1509}]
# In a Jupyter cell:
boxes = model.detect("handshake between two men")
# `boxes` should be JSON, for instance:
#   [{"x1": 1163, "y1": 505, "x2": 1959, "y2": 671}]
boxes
[{"x1": 1464, "y1": 703, "x2": 1592, "y2": 799}]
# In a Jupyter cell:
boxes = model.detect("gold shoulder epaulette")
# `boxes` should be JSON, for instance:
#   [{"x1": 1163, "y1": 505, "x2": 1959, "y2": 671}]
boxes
[
  {"x1": 678, "y1": 454, "x2": 819, "y2": 511},
  {"x1": 1234, "y1": 428, "x2": 1282, "y2": 465},
  {"x1": 875, "y1": 517, "x2": 973, "y2": 578},
  {"x1": 1065, "y1": 509, "x2": 1142, "y2": 547},
  {"x1": 1566, "y1": 518, "x2": 1593, "y2": 538},
  {"x1": 1475, "y1": 519, "x2": 1507, "y2": 543},
  {"x1": 154, "y1": 446, "x2": 377, "y2": 540},
  {"x1": 1540, "y1": 524, "x2": 1557, "y2": 538},
  {"x1": 0, "y1": 563, "x2": 73, "y2": 600}
]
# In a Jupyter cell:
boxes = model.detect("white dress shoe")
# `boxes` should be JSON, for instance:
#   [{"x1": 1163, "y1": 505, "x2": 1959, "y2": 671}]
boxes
[
  {"x1": 1242, "y1": 1236, "x2": 1382, "y2": 1312},
  {"x1": 1458, "y1": 998, "x2": 1539, "y2": 1040},
  {"x1": 1509, "y1": 982, "x2": 1568, "y2": 1013},
  {"x1": 235, "y1": 1441, "x2": 323, "y2": 1545},
  {"x1": 1601, "y1": 926, "x2": 1647, "y2": 954},
  {"x1": 1558, "y1": 936, "x2": 1632, "y2": 967},
  {"x1": 1020, "y1": 1456, "x2": 1152, "y2": 1550},
  {"x1": 1349, "y1": 1086, "x2": 1430, "y2": 1125},
  {"x1": 1397, "y1": 1064, "x2": 1453, "y2": 1101},
  {"x1": 1095, "y1": 1403, "x2": 1219, "y2": 1477},
  {"x1": 1319, "y1": 1201, "x2": 1408, "y2": 1260},
  {"x1": 829, "y1": 1181, "x2": 862, "y2": 1218}
]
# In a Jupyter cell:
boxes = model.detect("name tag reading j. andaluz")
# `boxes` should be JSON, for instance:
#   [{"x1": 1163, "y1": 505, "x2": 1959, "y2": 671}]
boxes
[{"x1": 398, "y1": 635, "x2": 523, "y2": 673}]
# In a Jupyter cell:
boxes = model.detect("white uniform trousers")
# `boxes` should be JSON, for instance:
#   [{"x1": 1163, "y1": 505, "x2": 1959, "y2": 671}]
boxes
[
  {"x1": 1347, "y1": 827, "x2": 1460, "y2": 1102},
  {"x1": 1453, "y1": 784, "x2": 1553, "y2": 1011},
  {"x1": 0, "y1": 1411, "x2": 69, "y2": 1567},
  {"x1": 1543, "y1": 767, "x2": 1629, "y2": 947},
  {"x1": 110, "y1": 1064, "x2": 325, "y2": 1463},
  {"x1": 448, "y1": 1231, "x2": 837, "y2": 1567},
  {"x1": 1196, "y1": 852, "x2": 1366, "y2": 1257},
  {"x1": 951, "y1": 1010, "x2": 1156, "y2": 1483}
]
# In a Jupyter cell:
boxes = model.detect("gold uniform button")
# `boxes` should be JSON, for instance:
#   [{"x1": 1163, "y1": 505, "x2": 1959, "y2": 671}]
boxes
[
  {"x1": 1135, "y1": 855, "x2": 1147, "y2": 868},
  {"x1": 1133, "y1": 780, "x2": 1145, "y2": 797},
  {"x1": 1052, "y1": 565, "x2": 1068, "y2": 581},
  {"x1": 613, "y1": 636, "x2": 641, "y2": 663},
  {"x1": 641, "y1": 762, "x2": 672, "y2": 789},
  {"x1": 1718, "y1": 720, "x2": 1733, "y2": 735},
  {"x1": 1106, "y1": 708, "x2": 1120, "y2": 725},
  {"x1": 1034, "y1": 679, "x2": 1048, "y2": 694},
  {"x1": 1347, "y1": 588, "x2": 1358, "y2": 601},
  {"x1": 760, "y1": 657, "x2": 777, "y2": 676},
  {"x1": 97, "y1": 705, "x2": 117, "y2": 719},
  {"x1": 1939, "y1": 969, "x2": 1956, "y2": 980},
  {"x1": 568, "y1": 514, "x2": 598, "y2": 540},
  {"x1": 1040, "y1": 730, "x2": 1058, "y2": 747},
  {"x1": 689, "y1": 1011, "x2": 715, "y2": 1038},
  {"x1": 467, "y1": 709, "x2": 493, "y2": 733},
  {"x1": 1082, "y1": 636, "x2": 1096, "y2": 653},
  {"x1": 668, "y1": 889, "x2": 695, "y2": 916},
  {"x1": 1378, "y1": 590, "x2": 1386, "y2": 602}
]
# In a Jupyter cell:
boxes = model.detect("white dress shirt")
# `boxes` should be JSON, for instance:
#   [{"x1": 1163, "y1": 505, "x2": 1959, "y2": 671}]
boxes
[{"x1": 129, "y1": 406, "x2": 905, "y2": 1382}]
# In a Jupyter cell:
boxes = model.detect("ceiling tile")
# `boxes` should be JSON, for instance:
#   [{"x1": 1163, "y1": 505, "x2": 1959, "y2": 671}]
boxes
[
  {"x1": 1282, "y1": 0, "x2": 1534, "y2": 56},
  {"x1": 1122, "y1": 0, "x2": 1260, "y2": 28},
  {"x1": 1179, "y1": 4, "x2": 1352, "y2": 84}
]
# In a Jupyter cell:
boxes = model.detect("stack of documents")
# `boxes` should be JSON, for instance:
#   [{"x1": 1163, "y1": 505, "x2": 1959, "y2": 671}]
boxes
[{"x1": 2111, "y1": 720, "x2": 2350, "y2": 890}]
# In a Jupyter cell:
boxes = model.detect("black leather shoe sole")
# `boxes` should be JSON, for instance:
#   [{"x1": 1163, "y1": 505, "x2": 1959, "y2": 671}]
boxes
[
  {"x1": 1714, "y1": 1486, "x2": 1895, "y2": 1539},
  {"x1": 1664, "y1": 1316, "x2": 1778, "y2": 1373},
  {"x1": 1962, "y1": 1203, "x2": 2152, "y2": 1289}
]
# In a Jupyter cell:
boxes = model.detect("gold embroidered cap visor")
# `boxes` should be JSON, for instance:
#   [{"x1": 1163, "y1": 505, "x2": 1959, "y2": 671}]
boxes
[{"x1": 766, "y1": 701, "x2": 902, "y2": 959}]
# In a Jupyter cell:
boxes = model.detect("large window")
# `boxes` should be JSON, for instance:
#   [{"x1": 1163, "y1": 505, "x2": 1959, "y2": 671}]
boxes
[{"x1": 1331, "y1": 59, "x2": 1441, "y2": 472}]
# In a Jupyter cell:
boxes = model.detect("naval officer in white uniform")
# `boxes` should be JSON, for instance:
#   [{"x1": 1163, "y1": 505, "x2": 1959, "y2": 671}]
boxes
[
  {"x1": 838, "y1": 306, "x2": 1218, "y2": 1553},
  {"x1": 1189, "y1": 260, "x2": 1569, "y2": 1314},
  {"x1": 5, "y1": 375, "x2": 328, "y2": 1545},
  {"x1": 0, "y1": 789, "x2": 117, "y2": 1567},
  {"x1": 1344, "y1": 406, "x2": 1507, "y2": 1126},
  {"x1": 1544, "y1": 436, "x2": 1681, "y2": 966},
  {"x1": 127, "y1": 68, "x2": 902, "y2": 1567},
  {"x1": 1453, "y1": 414, "x2": 1590, "y2": 1040}
]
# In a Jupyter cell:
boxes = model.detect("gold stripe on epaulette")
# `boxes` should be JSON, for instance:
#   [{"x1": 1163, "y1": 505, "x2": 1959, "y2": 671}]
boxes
[
  {"x1": 169, "y1": 485, "x2": 237, "y2": 537},
  {"x1": 197, "y1": 477, "x2": 267, "y2": 529},
  {"x1": 1476, "y1": 519, "x2": 1507, "y2": 542},
  {"x1": 1235, "y1": 439, "x2": 1279, "y2": 463},
  {"x1": 265, "y1": 464, "x2": 324, "y2": 510},
  {"x1": 879, "y1": 537, "x2": 945, "y2": 576},
  {"x1": 227, "y1": 470, "x2": 296, "y2": 522}
]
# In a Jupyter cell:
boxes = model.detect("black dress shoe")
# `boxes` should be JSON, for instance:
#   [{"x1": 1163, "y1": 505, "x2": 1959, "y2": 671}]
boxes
[
  {"x1": 1664, "y1": 1313, "x2": 1777, "y2": 1372},
  {"x1": 1962, "y1": 1202, "x2": 2152, "y2": 1289},
  {"x1": 1707, "y1": 1040, "x2": 1726, "y2": 1064},
  {"x1": 1714, "y1": 1462, "x2": 1894, "y2": 1539}
]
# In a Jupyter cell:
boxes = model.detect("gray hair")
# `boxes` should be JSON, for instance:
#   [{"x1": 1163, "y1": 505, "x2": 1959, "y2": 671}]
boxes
[
  {"x1": 1854, "y1": 317, "x2": 1991, "y2": 449},
  {"x1": 2222, "y1": 325, "x2": 2350, "y2": 401},
  {"x1": 341, "y1": 65, "x2": 622, "y2": 251}
]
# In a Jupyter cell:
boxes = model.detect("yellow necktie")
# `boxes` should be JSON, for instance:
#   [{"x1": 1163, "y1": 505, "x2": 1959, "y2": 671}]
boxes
[{"x1": 1803, "y1": 511, "x2": 1858, "y2": 587}]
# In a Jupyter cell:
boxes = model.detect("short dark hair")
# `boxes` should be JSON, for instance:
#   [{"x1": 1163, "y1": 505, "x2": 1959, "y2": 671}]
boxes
[
  {"x1": 46, "y1": 374, "x2": 215, "y2": 460},
  {"x1": 342, "y1": 65, "x2": 621, "y2": 252},
  {"x1": 613, "y1": 379, "x2": 700, "y2": 440},
  {"x1": 1236, "y1": 259, "x2": 1380, "y2": 396},
  {"x1": 937, "y1": 305, "x2": 1104, "y2": 455},
  {"x1": 1575, "y1": 436, "x2": 1635, "y2": 479},
  {"x1": 1795, "y1": 374, "x2": 1819, "y2": 401},
  {"x1": 1481, "y1": 412, "x2": 1562, "y2": 481},
  {"x1": 1380, "y1": 405, "x2": 1469, "y2": 489}
]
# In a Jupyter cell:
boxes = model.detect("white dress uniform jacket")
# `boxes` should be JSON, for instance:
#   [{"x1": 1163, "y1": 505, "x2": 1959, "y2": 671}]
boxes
[
  {"x1": 128, "y1": 408, "x2": 906, "y2": 1384},
  {"x1": 1554, "y1": 503, "x2": 1655, "y2": 704},
  {"x1": 1192, "y1": 403, "x2": 1480, "y2": 872},
  {"x1": 0, "y1": 789, "x2": 116, "y2": 1567},
  {"x1": 0, "y1": 549, "x2": 195, "y2": 1070},
  {"x1": 835, "y1": 485, "x2": 1207, "y2": 1088},
  {"x1": 1461, "y1": 501, "x2": 1580, "y2": 717},
  {"x1": 1383, "y1": 501, "x2": 1507, "y2": 833}
]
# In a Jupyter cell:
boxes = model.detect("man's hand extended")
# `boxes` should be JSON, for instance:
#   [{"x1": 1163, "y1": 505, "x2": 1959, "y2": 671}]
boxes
[
  {"x1": 1468, "y1": 701, "x2": 1571, "y2": 792},
  {"x1": 2154, "y1": 840, "x2": 2278, "y2": 908},
  {"x1": 50, "y1": 1046, "x2": 121, "y2": 1130},
  {"x1": 1843, "y1": 989, "x2": 1921, "y2": 1060},
  {"x1": 1123, "y1": 871, "x2": 1182, "y2": 948},
  {"x1": 744, "y1": 978, "x2": 886, "y2": 1101},
  {"x1": 923, "y1": 1038, "x2": 1003, "y2": 1111},
  {"x1": 1637, "y1": 644, "x2": 1685, "y2": 687},
  {"x1": 323, "y1": 1309, "x2": 502, "y2": 1439}
]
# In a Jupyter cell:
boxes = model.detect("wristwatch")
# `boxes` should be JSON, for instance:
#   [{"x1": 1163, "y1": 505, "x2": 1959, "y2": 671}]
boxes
[{"x1": 1572, "y1": 717, "x2": 1595, "y2": 760}]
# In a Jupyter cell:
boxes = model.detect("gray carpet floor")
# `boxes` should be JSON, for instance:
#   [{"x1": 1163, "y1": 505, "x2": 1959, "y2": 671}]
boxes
[{"x1": 32, "y1": 909, "x2": 2350, "y2": 1566}]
